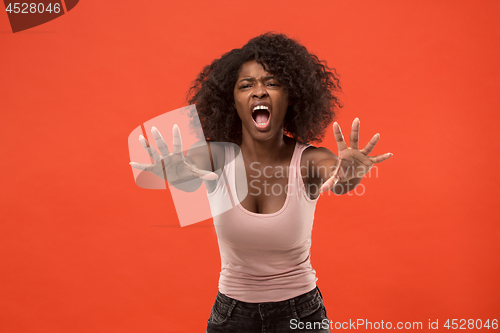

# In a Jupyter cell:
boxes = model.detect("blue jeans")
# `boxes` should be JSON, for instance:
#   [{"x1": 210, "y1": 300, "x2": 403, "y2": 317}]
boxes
[{"x1": 206, "y1": 287, "x2": 330, "y2": 333}]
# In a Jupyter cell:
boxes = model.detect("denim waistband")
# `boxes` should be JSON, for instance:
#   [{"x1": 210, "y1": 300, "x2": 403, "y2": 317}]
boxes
[{"x1": 213, "y1": 287, "x2": 323, "y2": 321}]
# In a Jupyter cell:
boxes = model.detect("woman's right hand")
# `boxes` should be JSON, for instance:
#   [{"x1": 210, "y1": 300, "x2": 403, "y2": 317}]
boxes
[{"x1": 129, "y1": 124, "x2": 218, "y2": 184}]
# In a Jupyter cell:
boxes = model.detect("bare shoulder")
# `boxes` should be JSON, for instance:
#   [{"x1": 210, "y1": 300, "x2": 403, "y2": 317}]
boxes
[
  {"x1": 207, "y1": 141, "x2": 226, "y2": 171},
  {"x1": 299, "y1": 145, "x2": 338, "y2": 195},
  {"x1": 187, "y1": 140, "x2": 226, "y2": 173},
  {"x1": 301, "y1": 145, "x2": 338, "y2": 166}
]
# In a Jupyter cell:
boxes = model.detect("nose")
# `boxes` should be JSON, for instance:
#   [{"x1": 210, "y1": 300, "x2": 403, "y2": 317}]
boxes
[{"x1": 253, "y1": 82, "x2": 268, "y2": 99}]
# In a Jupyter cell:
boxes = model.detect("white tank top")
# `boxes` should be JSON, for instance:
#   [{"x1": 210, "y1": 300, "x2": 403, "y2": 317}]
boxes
[{"x1": 207, "y1": 141, "x2": 319, "y2": 302}]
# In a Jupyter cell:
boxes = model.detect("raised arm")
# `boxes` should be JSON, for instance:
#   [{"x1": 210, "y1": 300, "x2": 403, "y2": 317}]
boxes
[
  {"x1": 130, "y1": 125, "x2": 219, "y2": 192},
  {"x1": 304, "y1": 118, "x2": 392, "y2": 197}
]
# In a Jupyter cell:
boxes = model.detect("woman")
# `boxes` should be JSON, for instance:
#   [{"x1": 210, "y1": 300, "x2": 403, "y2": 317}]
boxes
[{"x1": 131, "y1": 33, "x2": 392, "y2": 332}]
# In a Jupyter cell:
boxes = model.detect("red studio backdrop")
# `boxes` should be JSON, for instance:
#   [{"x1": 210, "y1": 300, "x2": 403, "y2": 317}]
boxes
[{"x1": 0, "y1": 1, "x2": 498, "y2": 332}]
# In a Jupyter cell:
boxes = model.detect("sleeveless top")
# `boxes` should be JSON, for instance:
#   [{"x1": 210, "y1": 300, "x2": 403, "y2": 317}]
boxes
[{"x1": 207, "y1": 141, "x2": 319, "y2": 302}]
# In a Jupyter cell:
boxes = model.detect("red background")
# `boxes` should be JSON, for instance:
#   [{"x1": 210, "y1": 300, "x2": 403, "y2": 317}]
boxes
[{"x1": 1, "y1": 1, "x2": 498, "y2": 332}]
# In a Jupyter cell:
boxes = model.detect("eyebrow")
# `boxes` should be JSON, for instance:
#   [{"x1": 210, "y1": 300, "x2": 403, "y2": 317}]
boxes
[{"x1": 237, "y1": 75, "x2": 276, "y2": 83}]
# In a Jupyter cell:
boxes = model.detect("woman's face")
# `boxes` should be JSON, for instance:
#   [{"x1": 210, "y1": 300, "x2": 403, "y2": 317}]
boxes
[{"x1": 233, "y1": 60, "x2": 289, "y2": 142}]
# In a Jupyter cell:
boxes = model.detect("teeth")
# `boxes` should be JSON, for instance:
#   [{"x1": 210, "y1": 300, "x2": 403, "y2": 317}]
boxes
[{"x1": 253, "y1": 105, "x2": 269, "y2": 112}]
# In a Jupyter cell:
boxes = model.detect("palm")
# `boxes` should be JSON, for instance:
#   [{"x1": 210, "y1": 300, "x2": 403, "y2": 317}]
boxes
[
  {"x1": 129, "y1": 125, "x2": 217, "y2": 183},
  {"x1": 336, "y1": 147, "x2": 374, "y2": 181},
  {"x1": 320, "y1": 118, "x2": 392, "y2": 192}
]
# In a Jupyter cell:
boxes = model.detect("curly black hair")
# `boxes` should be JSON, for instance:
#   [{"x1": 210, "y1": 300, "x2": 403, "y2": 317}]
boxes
[{"x1": 187, "y1": 32, "x2": 342, "y2": 144}]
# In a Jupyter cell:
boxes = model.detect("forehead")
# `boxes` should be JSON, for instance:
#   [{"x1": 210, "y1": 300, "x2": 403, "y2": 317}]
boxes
[{"x1": 237, "y1": 60, "x2": 270, "y2": 78}]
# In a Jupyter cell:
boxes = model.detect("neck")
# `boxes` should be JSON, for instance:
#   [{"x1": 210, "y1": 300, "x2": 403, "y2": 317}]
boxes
[{"x1": 239, "y1": 128, "x2": 290, "y2": 164}]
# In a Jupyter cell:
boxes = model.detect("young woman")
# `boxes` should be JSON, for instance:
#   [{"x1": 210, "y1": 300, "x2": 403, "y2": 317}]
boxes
[{"x1": 131, "y1": 33, "x2": 392, "y2": 333}]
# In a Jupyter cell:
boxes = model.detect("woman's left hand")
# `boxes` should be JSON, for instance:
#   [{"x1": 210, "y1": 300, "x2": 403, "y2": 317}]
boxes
[{"x1": 320, "y1": 118, "x2": 393, "y2": 192}]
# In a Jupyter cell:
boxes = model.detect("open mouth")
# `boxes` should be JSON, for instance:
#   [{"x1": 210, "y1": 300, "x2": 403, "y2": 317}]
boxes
[{"x1": 252, "y1": 105, "x2": 271, "y2": 129}]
